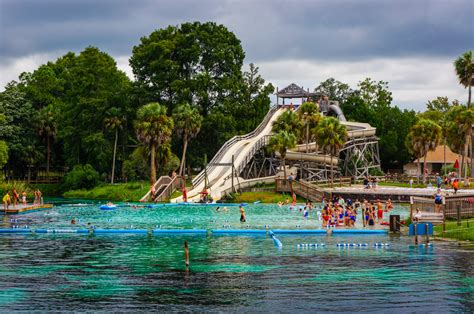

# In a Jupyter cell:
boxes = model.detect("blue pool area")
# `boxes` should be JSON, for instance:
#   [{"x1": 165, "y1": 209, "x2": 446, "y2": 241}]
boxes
[{"x1": 0, "y1": 202, "x2": 473, "y2": 311}]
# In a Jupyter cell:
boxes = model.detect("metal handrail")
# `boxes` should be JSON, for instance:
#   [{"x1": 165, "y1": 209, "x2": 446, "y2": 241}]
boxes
[
  {"x1": 192, "y1": 105, "x2": 279, "y2": 187},
  {"x1": 140, "y1": 176, "x2": 172, "y2": 202},
  {"x1": 154, "y1": 176, "x2": 185, "y2": 202}
]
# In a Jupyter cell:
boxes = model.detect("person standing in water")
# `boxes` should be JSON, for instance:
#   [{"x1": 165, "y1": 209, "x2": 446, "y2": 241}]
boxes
[
  {"x1": 239, "y1": 205, "x2": 246, "y2": 222},
  {"x1": 3, "y1": 191, "x2": 11, "y2": 212},
  {"x1": 12, "y1": 189, "x2": 19, "y2": 208},
  {"x1": 376, "y1": 199, "x2": 383, "y2": 223}
]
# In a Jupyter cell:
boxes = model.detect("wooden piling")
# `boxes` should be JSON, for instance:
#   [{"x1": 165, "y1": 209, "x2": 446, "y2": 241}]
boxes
[{"x1": 184, "y1": 241, "x2": 189, "y2": 268}]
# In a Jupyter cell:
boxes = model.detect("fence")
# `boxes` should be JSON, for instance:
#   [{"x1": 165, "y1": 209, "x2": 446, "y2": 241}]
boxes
[
  {"x1": 412, "y1": 194, "x2": 474, "y2": 220},
  {"x1": 3, "y1": 166, "x2": 68, "y2": 184}
]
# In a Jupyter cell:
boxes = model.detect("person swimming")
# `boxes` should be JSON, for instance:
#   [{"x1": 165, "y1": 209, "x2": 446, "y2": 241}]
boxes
[{"x1": 239, "y1": 205, "x2": 246, "y2": 222}]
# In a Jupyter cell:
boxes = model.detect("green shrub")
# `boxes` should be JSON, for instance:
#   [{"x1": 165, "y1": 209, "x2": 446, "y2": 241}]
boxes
[
  {"x1": 122, "y1": 147, "x2": 149, "y2": 182},
  {"x1": 0, "y1": 181, "x2": 32, "y2": 198},
  {"x1": 63, "y1": 164, "x2": 100, "y2": 190},
  {"x1": 369, "y1": 167, "x2": 385, "y2": 176}
]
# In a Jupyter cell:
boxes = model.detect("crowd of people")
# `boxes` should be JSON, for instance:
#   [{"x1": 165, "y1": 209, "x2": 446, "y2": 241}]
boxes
[
  {"x1": 319, "y1": 195, "x2": 394, "y2": 228},
  {"x1": 2, "y1": 189, "x2": 42, "y2": 211},
  {"x1": 362, "y1": 177, "x2": 379, "y2": 189},
  {"x1": 277, "y1": 193, "x2": 395, "y2": 228}
]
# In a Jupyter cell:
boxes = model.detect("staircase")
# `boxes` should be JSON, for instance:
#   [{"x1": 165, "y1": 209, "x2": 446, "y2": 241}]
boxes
[
  {"x1": 153, "y1": 176, "x2": 185, "y2": 202},
  {"x1": 275, "y1": 178, "x2": 328, "y2": 202},
  {"x1": 140, "y1": 176, "x2": 172, "y2": 202}
]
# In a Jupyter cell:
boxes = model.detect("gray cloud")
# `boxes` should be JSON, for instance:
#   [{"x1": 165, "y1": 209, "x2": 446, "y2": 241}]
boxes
[
  {"x1": 0, "y1": 0, "x2": 472, "y2": 109},
  {"x1": 1, "y1": 0, "x2": 472, "y2": 62}
]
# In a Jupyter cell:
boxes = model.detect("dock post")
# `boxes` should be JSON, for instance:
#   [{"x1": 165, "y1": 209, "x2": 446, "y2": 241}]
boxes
[
  {"x1": 425, "y1": 223, "x2": 429, "y2": 244},
  {"x1": 184, "y1": 241, "x2": 189, "y2": 268},
  {"x1": 414, "y1": 223, "x2": 418, "y2": 245}
]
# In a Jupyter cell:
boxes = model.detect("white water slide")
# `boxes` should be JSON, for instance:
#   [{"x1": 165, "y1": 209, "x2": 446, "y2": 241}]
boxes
[
  {"x1": 172, "y1": 106, "x2": 286, "y2": 202},
  {"x1": 171, "y1": 105, "x2": 376, "y2": 202}
]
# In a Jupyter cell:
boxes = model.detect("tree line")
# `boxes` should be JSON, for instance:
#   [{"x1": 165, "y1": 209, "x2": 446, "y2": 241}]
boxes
[
  {"x1": 0, "y1": 20, "x2": 472, "y2": 187},
  {"x1": 267, "y1": 50, "x2": 473, "y2": 183},
  {"x1": 0, "y1": 22, "x2": 273, "y2": 187}
]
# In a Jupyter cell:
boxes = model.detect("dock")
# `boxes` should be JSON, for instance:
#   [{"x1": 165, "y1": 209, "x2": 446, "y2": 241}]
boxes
[
  {"x1": 2, "y1": 203, "x2": 53, "y2": 214},
  {"x1": 322, "y1": 186, "x2": 474, "y2": 202}
]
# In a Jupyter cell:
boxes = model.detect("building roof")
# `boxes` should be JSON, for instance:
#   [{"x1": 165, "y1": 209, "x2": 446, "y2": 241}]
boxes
[
  {"x1": 276, "y1": 83, "x2": 315, "y2": 98},
  {"x1": 418, "y1": 145, "x2": 470, "y2": 163}
]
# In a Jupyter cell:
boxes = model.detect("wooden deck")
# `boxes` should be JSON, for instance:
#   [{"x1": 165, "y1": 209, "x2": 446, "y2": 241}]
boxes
[
  {"x1": 2, "y1": 203, "x2": 53, "y2": 214},
  {"x1": 322, "y1": 186, "x2": 474, "y2": 202}
]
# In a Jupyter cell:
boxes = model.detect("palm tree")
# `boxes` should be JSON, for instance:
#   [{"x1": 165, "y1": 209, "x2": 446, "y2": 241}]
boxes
[
  {"x1": 418, "y1": 101, "x2": 451, "y2": 175},
  {"x1": 104, "y1": 107, "x2": 124, "y2": 184},
  {"x1": 313, "y1": 117, "x2": 348, "y2": 186},
  {"x1": 134, "y1": 102, "x2": 174, "y2": 184},
  {"x1": 268, "y1": 130, "x2": 297, "y2": 179},
  {"x1": 173, "y1": 103, "x2": 203, "y2": 176},
  {"x1": 447, "y1": 106, "x2": 474, "y2": 179},
  {"x1": 454, "y1": 50, "x2": 474, "y2": 108},
  {"x1": 406, "y1": 119, "x2": 442, "y2": 183},
  {"x1": 446, "y1": 122, "x2": 465, "y2": 178},
  {"x1": 272, "y1": 109, "x2": 302, "y2": 139},
  {"x1": 35, "y1": 104, "x2": 57, "y2": 176},
  {"x1": 297, "y1": 101, "x2": 321, "y2": 148},
  {"x1": 455, "y1": 51, "x2": 474, "y2": 181}
]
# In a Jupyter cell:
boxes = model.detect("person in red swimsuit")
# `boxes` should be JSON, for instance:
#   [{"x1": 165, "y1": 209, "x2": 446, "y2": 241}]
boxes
[
  {"x1": 322, "y1": 208, "x2": 330, "y2": 227},
  {"x1": 376, "y1": 199, "x2": 383, "y2": 223}
]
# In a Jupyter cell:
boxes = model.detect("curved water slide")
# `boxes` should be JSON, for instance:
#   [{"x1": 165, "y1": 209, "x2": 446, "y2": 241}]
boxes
[
  {"x1": 171, "y1": 104, "x2": 376, "y2": 202},
  {"x1": 171, "y1": 106, "x2": 286, "y2": 202},
  {"x1": 285, "y1": 116, "x2": 376, "y2": 163}
]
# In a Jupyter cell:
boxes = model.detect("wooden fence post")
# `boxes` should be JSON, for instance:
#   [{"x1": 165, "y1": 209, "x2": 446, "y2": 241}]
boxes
[{"x1": 457, "y1": 202, "x2": 461, "y2": 226}]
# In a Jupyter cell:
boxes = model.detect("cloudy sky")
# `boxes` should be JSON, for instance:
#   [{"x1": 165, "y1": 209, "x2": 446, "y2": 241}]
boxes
[{"x1": 1, "y1": 0, "x2": 473, "y2": 111}]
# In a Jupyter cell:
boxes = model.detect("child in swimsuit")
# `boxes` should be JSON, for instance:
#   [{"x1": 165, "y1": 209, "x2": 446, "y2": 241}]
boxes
[{"x1": 22, "y1": 191, "x2": 27, "y2": 205}]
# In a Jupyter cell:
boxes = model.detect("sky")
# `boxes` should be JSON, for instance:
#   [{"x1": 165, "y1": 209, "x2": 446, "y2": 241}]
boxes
[{"x1": 1, "y1": 0, "x2": 473, "y2": 111}]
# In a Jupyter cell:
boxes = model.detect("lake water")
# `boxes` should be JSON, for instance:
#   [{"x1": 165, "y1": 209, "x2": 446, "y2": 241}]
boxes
[{"x1": 0, "y1": 202, "x2": 472, "y2": 311}]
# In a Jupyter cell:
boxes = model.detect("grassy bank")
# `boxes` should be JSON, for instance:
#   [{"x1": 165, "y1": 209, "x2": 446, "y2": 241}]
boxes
[
  {"x1": 63, "y1": 182, "x2": 149, "y2": 202},
  {"x1": 434, "y1": 219, "x2": 474, "y2": 241},
  {"x1": 226, "y1": 191, "x2": 306, "y2": 204}
]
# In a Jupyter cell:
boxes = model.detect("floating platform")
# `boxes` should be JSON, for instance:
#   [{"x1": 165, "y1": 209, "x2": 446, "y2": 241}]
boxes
[{"x1": 2, "y1": 204, "x2": 53, "y2": 215}]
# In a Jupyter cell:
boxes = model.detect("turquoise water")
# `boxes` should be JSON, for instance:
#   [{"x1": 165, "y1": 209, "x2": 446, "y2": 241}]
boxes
[
  {"x1": 0, "y1": 202, "x2": 473, "y2": 311},
  {"x1": 1, "y1": 201, "x2": 409, "y2": 230}
]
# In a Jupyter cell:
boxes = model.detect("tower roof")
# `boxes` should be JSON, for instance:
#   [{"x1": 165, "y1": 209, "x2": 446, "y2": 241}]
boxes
[{"x1": 276, "y1": 83, "x2": 315, "y2": 98}]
